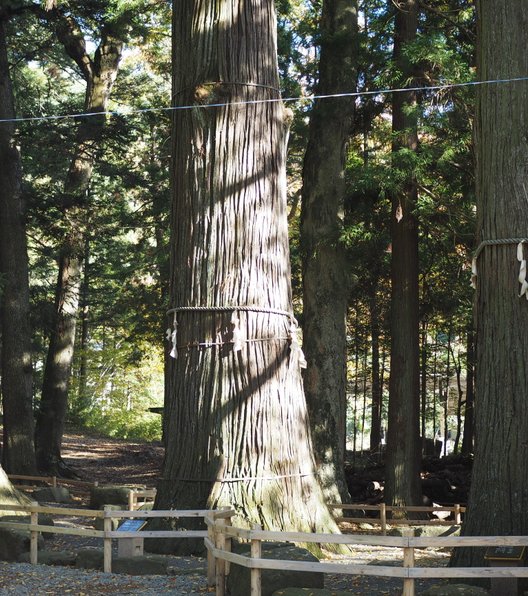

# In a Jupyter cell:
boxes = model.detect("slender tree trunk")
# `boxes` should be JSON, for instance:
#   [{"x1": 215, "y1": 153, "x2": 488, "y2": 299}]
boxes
[
  {"x1": 451, "y1": 344, "x2": 463, "y2": 454},
  {"x1": 384, "y1": 0, "x2": 423, "y2": 511},
  {"x1": 300, "y1": 0, "x2": 358, "y2": 503},
  {"x1": 76, "y1": 234, "x2": 90, "y2": 419},
  {"x1": 156, "y1": 0, "x2": 339, "y2": 554},
  {"x1": 452, "y1": 0, "x2": 528, "y2": 567},
  {"x1": 352, "y1": 308, "x2": 360, "y2": 459},
  {"x1": 0, "y1": 17, "x2": 36, "y2": 474},
  {"x1": 361, "y1": 346, "x2": 368, "y2": 450},
  {"x1": 35, "y1": 15, "x2": 122, "y2": 473},
  {"x1": 369, "y1": 290, "x2": 382, "y2": 452},
  {"x1": 432, "y1": 340, "x2": 438, "y2": 439},
  {"x1": 443, "y1": 334, "x2": 451, "y2": 456},
  {"x1": 460, "y1": 328, "x2": 474, "y2": 455},
  {"x1": 420, "y1": 322, "x2": 428, "y2": 452}
]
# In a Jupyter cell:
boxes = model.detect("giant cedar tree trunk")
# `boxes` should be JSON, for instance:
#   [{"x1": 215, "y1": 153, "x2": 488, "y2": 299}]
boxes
[
  {"x1": 0, "y1": 463, "x2": 32, "y2": 511},
  {"x1": 300, "y1": 0, "x2": 358, "y2": 503},
  {"x1": 384, "y1": 0, "x2": 423, "y2": 510},
  {"x1": 156, "y1": 0, "x2": 339, "y2": 552},
  {"x1": 35, "y1": 14, "x2": 122, "y2": 473},
  {"x1": 0, "y1": 18, "x2": 36, "y2": 474},
  {"x1": 452, "y1": 0, "x2": 528, "y2": 567}
]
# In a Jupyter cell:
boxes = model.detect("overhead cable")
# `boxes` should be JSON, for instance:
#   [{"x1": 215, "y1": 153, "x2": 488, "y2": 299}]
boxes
[{"x1": 2, "y1": 75, "x2": 528, "y2": 124}]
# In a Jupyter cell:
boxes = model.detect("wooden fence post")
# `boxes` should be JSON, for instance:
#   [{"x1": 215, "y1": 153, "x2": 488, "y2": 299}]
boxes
[
  {"x1": 30, "y1": 501, "x2": 39, "y2": 565},
  {"x1": 251, "y1": 524, "x2": 262, "y2": 596},
  {"x1": 454, "y1": 504, "x2": 461, "y2": 525},
  {"x1": 402, "y1": 528, "x2": 415, "y2": 596},
  {"x1": 224, "y1": 510, "x2": 232, "y2": 577},
  {"x1": 103, "y1": 506, "x2": 113, "y2": 573},
  {"x1": 206, "y1": 513, "x2": 216, "y2": 587},
  {"x1": 128, "y1": 490, "x2": 135, "y2": 511},
  {"x1": 380, "y1": 503, "x2": 387, "y2": 536},
  {"x1": 215, "y1": 519, "x2": 226, "y2": 596}
]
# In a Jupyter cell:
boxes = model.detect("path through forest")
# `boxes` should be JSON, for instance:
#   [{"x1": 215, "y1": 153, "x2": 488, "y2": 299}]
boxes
[{"x1": 60, "y1": 426, "x2": 164, "y2": 487}]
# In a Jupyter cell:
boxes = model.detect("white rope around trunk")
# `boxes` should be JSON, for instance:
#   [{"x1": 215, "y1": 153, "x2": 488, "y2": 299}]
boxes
[{"x1": 470, "y1": 238, "x2": 528, "y2": 299}]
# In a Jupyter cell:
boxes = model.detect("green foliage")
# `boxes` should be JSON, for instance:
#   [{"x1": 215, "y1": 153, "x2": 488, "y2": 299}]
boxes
[
  {"x1": 69, "y1": 342, "x2": 164, "y2": 441},
  {"x1": 4, "y1": 0, "x2": 478, "y2": 452}
]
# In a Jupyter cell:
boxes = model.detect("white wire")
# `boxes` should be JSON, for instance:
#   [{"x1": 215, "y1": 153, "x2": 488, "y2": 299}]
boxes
[{"x1": 1, "y1": 75, "x2": 528, "y2": 124}]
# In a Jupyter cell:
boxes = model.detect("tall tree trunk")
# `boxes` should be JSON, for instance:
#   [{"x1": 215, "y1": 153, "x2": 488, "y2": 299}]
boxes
[
  {"x1": 443, "y1": 333, "x2": 451, "y2": 456},
  {"x1": 369, "y1": 289, "x2": 382, "y2": 452},
  {"x1": 35, "y1": 13, "x2": 122, "y2": 474},
  {"x1": 420, "y1": 321, "x2": 428, "y2": 452},
  {"x1": 300, "y1": 0, "x2": 358, "y2": 503},
  {"x1": 453, "y1": 0, "x2": 528, "y2": 567},
  {"x1": 384, "y1": 0, "x2": 423, "y2": 511},
  {"x1": 460, "y1": 328, "x2": 474, "y2": 455},
  {"x1": 76, "y1": 233, "x2": 90, "y2": 420},
  {"x1": 0, "y1": 463, "x2": 32, "y2": 511},
  {"x1": 0, "y1": 17, "x2": 36, "y2": 474},
  {"x1": 156, "y1": 0, "x2": 340, "y2": 554}
]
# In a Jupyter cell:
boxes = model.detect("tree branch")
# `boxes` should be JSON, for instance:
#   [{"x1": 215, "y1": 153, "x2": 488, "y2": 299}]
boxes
[
  {"x1": 419, "y1": 2, "x2": 475, "y2": 42},
  {"x1": 46, "y1": 8, "x2": 93, "y2": 81}
]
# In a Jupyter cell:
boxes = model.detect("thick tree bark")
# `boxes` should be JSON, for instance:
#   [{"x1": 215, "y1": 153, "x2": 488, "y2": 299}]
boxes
[
  {"x1": 35, "y1": 13, "x2": 122, "y2": 474},
  {"x1": 452, "y1": 0, "x2": 528, "y2": 567},
  {"x1": 0, "y1": 464, "x2": 32, "y2": 511},
  {"x1": 300, "y1": 0, "x2": 358, "y2": 504},
  {"x1": 384, "y1": 0, "x2": 423, "y2": 511},
  {"x1": 0, "y1": 18, "x2": 37, "y2": 474},
  {"x1": 156, "y1": 0, "x2": 339, "y2": 554}
]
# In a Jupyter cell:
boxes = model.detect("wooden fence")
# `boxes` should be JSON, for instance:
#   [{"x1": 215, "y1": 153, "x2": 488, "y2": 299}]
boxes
[
  {"x1": 8, "y1": 474, "x2": 157, "y2": 508},
  {"x1": 328, "y1": 502, "x2": 465, "y2": 534},
  {"x1": 0, "y1": 502, "x2": 230, "y2": 574},
  {"x1": 2, "y1": 502, "x2": 528, "y2": 596},
  {"x1": 8, "y1": 474, "x2": 97, "y2": 493},
  {"x1": 205, "y1": 511, "x2": 528, "y2": 596},
  {"x1": 128, "y1": 488, "x2": 157, "y2": 511}
]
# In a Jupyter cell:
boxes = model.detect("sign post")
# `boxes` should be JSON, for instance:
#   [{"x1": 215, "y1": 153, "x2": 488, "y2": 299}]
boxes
[
  {"x1": 117, "y1": 519, "x2": 147, "y2": 558},
  {"x1": 485, "y1": 546, "x2": 526, "y2": 596}
]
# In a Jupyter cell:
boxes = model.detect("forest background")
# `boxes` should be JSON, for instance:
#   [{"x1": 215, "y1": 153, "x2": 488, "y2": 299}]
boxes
[{"x1": 0, "y1": 0, "x2": 476, "y2": 455}]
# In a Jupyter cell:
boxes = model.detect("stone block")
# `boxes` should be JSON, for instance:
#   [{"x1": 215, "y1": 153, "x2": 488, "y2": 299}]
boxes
[
  {"x1": 18, "y1": 549, "x2": 76, "y2": 566},
  {"x1": 272, "y1": 589, "x2": 356, "y2": 596},
  {"x1": 421, "y1": 584, "x2": 490, "y2": 596},
  {"x1": 113, "y1": 555, "x2": 168, "y2": 575},
  {"x1": 93, "y1": 504, "x2": 121, "y2": 531},
  {"x1": 90, "y1": 485, "x2": 138, "y2": 509},
  {"x1": 33, "y1": 486, "x2": 73, "y2": 504},
  {"x1": 76, "y1": 547, "x2": 104, "y2": 570},
  {"x1": 0, "y1": 527, "x2": 44, "y2": 562},
  {"x1": 226, "y1": 543, "x2": 324, "y2": 596}
]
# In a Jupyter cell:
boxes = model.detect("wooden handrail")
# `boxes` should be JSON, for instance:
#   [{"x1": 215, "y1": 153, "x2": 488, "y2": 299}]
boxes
[
  {"x1": 208, "y1": 521, "x2": 528, "y2": 596},
  {"x1": 8, "y1": 474, "x2": 97, "y2": 488},
  {"x1": 0, "y1": 502, "x2": 233, "y2": 575},
  {"x1": 327, "y1": 502, "x2": 466, "y2": 533}
]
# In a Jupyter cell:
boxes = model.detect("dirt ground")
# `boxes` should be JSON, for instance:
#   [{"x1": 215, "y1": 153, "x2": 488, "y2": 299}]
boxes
[
  {"x1": 60, "y1": 427, "x2": 164, "y2": 488},
  {"x1": 0, "y1": 426, "x2": 455, "y2": 594}
]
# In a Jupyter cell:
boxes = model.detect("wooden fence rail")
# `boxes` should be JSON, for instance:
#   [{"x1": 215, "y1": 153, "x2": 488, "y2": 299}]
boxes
[
  {"x1": 0, "y1": 502, "x2": 230, "y2": 574},
  {"x1": 206, "y1": 513, "x2": 528, "y2": 596},
  {"x1": 2, "y1": 502, "x2": 527, "y2": 596},
  {"x1": 327, "y1": 502, "x2": 465, "y2": 534},
  {"x1": 8, "y1": 474, "x2": 98, "y2": 491},
  {"x1": 128, "y1": 488, "x2": 157, "y2": 511}
]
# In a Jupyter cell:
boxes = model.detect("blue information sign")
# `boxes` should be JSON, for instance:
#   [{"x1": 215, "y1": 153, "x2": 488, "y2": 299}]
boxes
[{"x1": 117, "y1": 519, "x2": 146, "y2": 532}]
